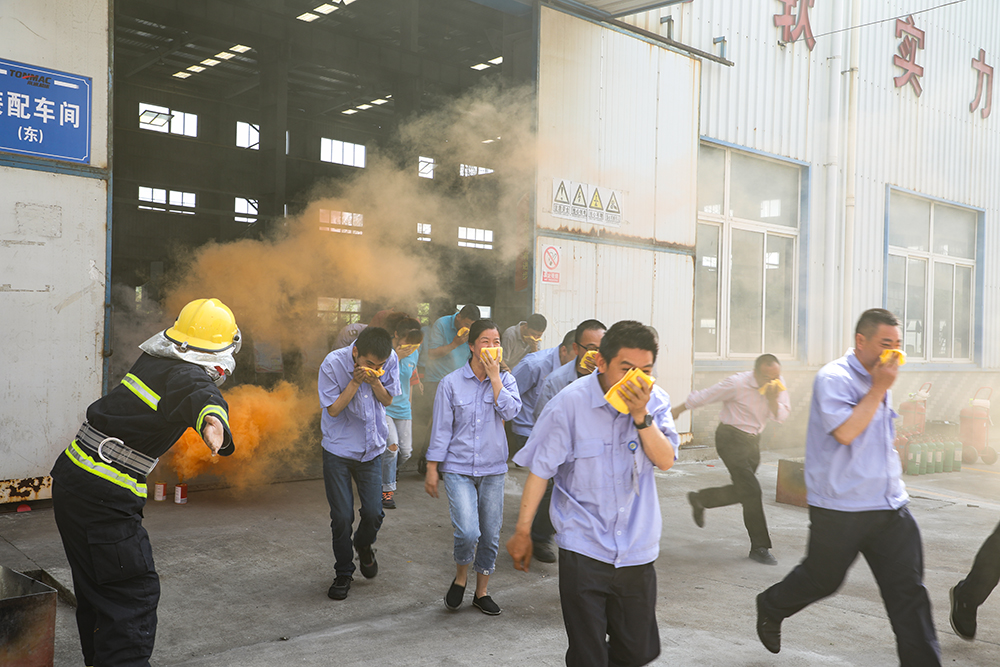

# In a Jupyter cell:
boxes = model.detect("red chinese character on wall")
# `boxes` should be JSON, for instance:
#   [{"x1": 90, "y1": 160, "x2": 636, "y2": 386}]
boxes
[
  {"x1": 774, "y1": 0, "x2": 816, "y2": 50},
  {"x1": 971, "y1": 48, "x2": 994, "y2": 119},
  {"x1": 894, "y1": 16, "x2": 925, "y2": 97}
]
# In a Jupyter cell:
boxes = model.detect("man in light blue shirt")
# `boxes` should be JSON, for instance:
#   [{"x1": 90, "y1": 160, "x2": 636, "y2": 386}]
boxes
[
  {"x1": 508, "y1": 321, "x2": 678, "y2": 666},
  {"x1": 509, "y1": 331, "x2": 574, "y2": 452},
  {"x1": 318, "y1": 327, "x2": 400, "y2": 601},
  {"x1": 756, "y1": 309, "x2": 940, "y2": 665}
]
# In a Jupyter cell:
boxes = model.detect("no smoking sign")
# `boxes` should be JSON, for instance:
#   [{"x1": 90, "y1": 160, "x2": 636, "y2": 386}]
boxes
[{"x1": 541, "y1": 244, "x2": 561, "y2": 284}]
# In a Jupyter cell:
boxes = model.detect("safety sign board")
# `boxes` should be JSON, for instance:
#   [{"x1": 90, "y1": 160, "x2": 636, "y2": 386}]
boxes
[
  {"x1": 541, "y1": 244, "x2": 561, "y2": 284},
  {"x1": 551, "y1": 179, "x2": 622, "y2": 227},
  {"x1": 0, "y1": 58, "x2": 92, "y2": 164}
]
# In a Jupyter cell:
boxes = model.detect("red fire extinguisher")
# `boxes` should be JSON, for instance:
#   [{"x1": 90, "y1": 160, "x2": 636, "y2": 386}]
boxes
[
  {"x1": 899, "y1": 382, "x2": 931, "y2": 434},
  {"x1": 960, "y1": 387, "x2": 996, "y2": 465}
]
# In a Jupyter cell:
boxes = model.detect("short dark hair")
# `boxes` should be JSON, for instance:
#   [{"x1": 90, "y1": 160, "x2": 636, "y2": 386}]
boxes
[
  {"x1": 355, "y1": 326, "x2": 393, "y2": 360},
  {"x1": 401, "y1": 327, "x2": 423, "y2": 345},
  {"x1": 526, "y1": 313, "x2": 547, "y2": 331},
  {"x1": 599, "y1": 320, "x2": 658, "y2": 364},
  {"x1": 560, "y1": 330, "x2": 576, "y2": 350},
  {"x1": 467, "y1": 318, "x2": 499, "y2": 345},
  {"x1": 754, "y1": 353, "x2": 780, "y2": 372},
  {"x1": 575, "y1": 319, "x2": 607, "y2": 345},
  {"x1": 855, "y1": 308, "x2": 901, "y2": 338},
  {"x1": 458, "y1": 304, "x2": 481, "y2": 321},
  {"x1": 393, "y1": 316, "x2": 422, "y2": 337}
]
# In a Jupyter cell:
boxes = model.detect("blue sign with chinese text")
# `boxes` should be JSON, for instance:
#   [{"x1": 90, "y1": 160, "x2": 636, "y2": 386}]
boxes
[{"x1": 0, "y1": 58, "x2": 91, "y2": 164}]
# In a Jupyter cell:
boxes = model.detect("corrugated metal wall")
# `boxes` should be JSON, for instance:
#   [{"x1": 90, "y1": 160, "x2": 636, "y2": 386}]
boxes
[{"x1": 534, "y1": 6, "x2": 699, "y2": 415}]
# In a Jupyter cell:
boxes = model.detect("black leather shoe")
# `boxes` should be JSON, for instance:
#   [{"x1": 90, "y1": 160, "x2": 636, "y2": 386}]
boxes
[
  {"x1": 357, "y1": 546, "x2": 378, "y2": 579},
  {"x1": 328, "y1": 575, "x2": 352, "y2": 600},
  {"x1": 756, "y1": 593, "x2": 781, "y2": 653},
  {"x1": 533, "y1": 541, "x2": 557, "y2": 563},
  {"x1": 749, "y1": 547, "x2": 778, "y2": 566},
  {"x1": 445, "y1": 580, "x2": 466, "y2": 610},
  {"x1": 950, "y1": 584, "x2": 977, "y2": 640},
  {"x1": 688, "y1": 492, "x2": 705, "y2": 528}
]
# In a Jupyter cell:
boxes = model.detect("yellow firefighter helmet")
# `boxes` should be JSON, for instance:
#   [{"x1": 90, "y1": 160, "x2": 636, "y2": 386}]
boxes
[{"x1": 164, "y1": 298, "x2": 240, "y2": 352}]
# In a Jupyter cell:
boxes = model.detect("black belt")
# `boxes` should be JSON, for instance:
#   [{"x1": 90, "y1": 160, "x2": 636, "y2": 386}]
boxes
[{"x1": 75, "y1": 422, "x2": 159, "y2": 477}]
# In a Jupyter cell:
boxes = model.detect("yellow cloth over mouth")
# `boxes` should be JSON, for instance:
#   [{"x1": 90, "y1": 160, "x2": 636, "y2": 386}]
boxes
[
  {"x1": 397, "y1": 344, "x2": 419, "y2": 358},
  {"x1": 360, "y1": 366, "x2": 385, "y2": 378},
  {"x1": 758, "y1": 378, "x2": 787, "y2": 395},
  {"x1": 604, "y1": 368, "x2": 655, "y2": 414},
  {"x1": 457, "y1": 327, "x2": 470, "y2": 337},
  {"x1": 879, "y1": 349, "x2": 907, "y2": 366},
  {"x1": 580, "y1": 350, "x2": 599, "y2": 375},
  {"x1": 480, "y1": 346, "x2": 503, "y2": 363}
]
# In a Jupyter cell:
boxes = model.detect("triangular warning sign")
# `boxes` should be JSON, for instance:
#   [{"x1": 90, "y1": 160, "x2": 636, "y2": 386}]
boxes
[
  {"x1": 589, "y1": 189, "x2": 604, "y2": 210},
  {"x1": 606, "y1": 192, "x2": 620, "y2": 214},
  {"x1": 572, "y1": 185, "x2": 587, "y2": 207},
  {"x1": 554, "y1": 181, "x2": 570, "y2": 204}
]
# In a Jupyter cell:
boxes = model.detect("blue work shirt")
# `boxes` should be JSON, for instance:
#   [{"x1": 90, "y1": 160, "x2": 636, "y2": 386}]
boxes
[
  {"x1": 510, "y1": 347, "x2": 562, "y2": 437},
  {"x1": 513, "y1": 372, "x2": 679, "y2": 567},
  {"x1": 424, "y1": 314, "x2": 472, "y2": 383},
  {"x1": 386, "y1": 350, "x2": 418, "y2": 420},
  {"x1": 427, "y1": 363, "x2": 522, "y2": 477},
  {"x1": 805, "y1": 351, "x2": 907, "y2": 511},
  {"x1": 534, "y1": 359, "x2": 581, "y2": 421},
  {"x1": 318, "y1": 343, "x2": 401, "y2": 462}
]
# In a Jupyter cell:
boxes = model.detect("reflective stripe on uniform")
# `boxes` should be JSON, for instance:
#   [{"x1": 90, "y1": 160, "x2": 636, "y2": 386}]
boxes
[
  {"x1": 65, "y1": 441, "x2": 148, "y2": 498},
  {"x1": 196, "y1": 404, "x2": 230, "y2": 432},
  {"x1": 121, "y1": 373, "x2": 160, "y2": 411}
]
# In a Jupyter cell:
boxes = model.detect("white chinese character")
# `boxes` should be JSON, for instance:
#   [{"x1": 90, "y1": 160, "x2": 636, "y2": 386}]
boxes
[
  {"x1": 22, "y1": 126, "x2": 41, "y2": 143},
  {"x1": 59, "y1": 102, "x2": 80, "y2": 128},
  {"x1": 0, "y1": 93, "x2": 4, "y2": 116},
  {"x1": 8, "y1": 92, "x2": 31, "y2": 119},
  {"x1": 34, "y1": 97, "x2": 55, "y2": 123}
]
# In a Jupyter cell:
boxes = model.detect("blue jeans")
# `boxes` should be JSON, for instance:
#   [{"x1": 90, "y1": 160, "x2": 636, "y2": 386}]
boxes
[
  {"x1": 442, "y1": 472, "x2": 505, "y2": 575},
  {"x1": 381, "y1": 417, "x2": 412, "y2": 492},
  {"x1": 322, "y1": 449, "x2": 384, "y2": 577}
]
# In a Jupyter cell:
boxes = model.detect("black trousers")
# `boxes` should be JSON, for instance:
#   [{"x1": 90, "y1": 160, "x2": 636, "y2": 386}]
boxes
[
  {"x1": 530, "y1": 479, "x2": 555, "y2": 544},
  {"x1": 693, "y1": 423, "x2": 771, "y2": 549},
  {"x1": 955, "y1": 519, "x2": 1000, "y2": 608},
  {"x1": 412, "y1": 379, "x2": 438, "y2": 464},
  {"x1": 558, "y1": 549, "x2": 660, "y2": 667},
  {"x1": 52, "y1": 477, "x2": 159, "y2": 667},
  {"x1": 760, "y1": 505, "x2": 941, "y2": 666}
]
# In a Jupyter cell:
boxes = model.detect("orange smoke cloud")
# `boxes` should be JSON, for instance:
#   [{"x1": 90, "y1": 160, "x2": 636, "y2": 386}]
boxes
[{"x1": 168, "y1": 381, "x2": 315, "y2": 490}]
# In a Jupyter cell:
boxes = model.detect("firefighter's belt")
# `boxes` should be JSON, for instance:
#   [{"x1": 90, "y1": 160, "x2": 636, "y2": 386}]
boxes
[{"x1": 75, "y1": 422, "x2": 159, "y2": 477}]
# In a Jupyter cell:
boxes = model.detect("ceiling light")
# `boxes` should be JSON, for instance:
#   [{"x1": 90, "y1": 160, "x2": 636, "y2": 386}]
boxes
[
  {"x1": 297, "y1": 12, "x2": 320, "y2": 21},
  {"x1": 482, "y1": 139, "x2": 495, "y2": 144},
  {"x1": 201, "y1": 58, "x2": 221, "y2": 66},
  {"x1": 342, "y1": 109, "x2": 359, "y2": 115},
  {"x1": 471, "y1": 63, "x2": 490, "y2": 70},
  {"x1": 342, "y1": 0, "x2": 357, "y2": 4},
  {"x1": 172, "y1": 71, "x2": 192, "y2": 79},
  {"x1": 187, "y1": 65, "x2": 206, "y2": 73},
  {"x1": 489, "y1": 56, "x2": 503, "y2": 65},
  {"x1": 314, "y1": 3, "x2": 338, "y2": 13},
  {"x1": 230, "y1": 44, "x2": 252, "y2": 53},
  {"x1": 370, "y1": 99, "x2": 388, "y2": 105},
  {"x1": 385, "y1": 94, "x2": 392, "y2": 98},
  {"x1": 214, "y1": 52, "x2": 235, "y2": 60},
  {"x1": 357, "y1": 104, "x2": 372, "y2": 110}
]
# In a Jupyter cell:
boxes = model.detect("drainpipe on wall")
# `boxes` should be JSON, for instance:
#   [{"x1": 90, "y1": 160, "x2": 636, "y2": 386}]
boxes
[
  {"x1": 842, "y1": 0, "x2": 861, "y2": 348},
  {"x1": 824, "y1": 0, "x2": 845, "y2": 363}
]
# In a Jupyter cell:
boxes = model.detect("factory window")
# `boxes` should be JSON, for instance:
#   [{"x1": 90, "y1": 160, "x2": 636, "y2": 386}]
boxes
[
  {"x1": 138, "y1": 103, "x2": 198, "y2": 137},
  {"x1": 320, "y1": 138, "x2": 366, "y2": 168},
  {"x1": 418, "y1": 156, "x2": 435, "y2": 179},
  {"x1": 235, "y1": 197, "x2": 258, "y2": 223},
  {"x1": 459, "y1": 164, "x2": 494, "y2": 177},
  {"x1": 417, "y1": 302, "x2": 431, "y2": 326},
  {"x1": 139, "y1": 186, "x2": 196, "y2": 215},
  {"x1": 694, "y1": 143, "x2": 801, "y2": 359},
  {"x1": 236, "y1": 122, "x2": 259, "y2": 150},
  {"x1": 417, "y1": 223, "x2": 432, "y2": 242},
  {"x1": 319, "y1": 208, "x2": 364, "y2": 235},
  {"x1": 458, "y1": 226, "x2": 493, "y2": 250},
  {"x1": 886, "y1": 190, "x2": 977, "y2": 361},
  {"x1": 318, "y1": 297, "x2": 362, "y2": 328}
]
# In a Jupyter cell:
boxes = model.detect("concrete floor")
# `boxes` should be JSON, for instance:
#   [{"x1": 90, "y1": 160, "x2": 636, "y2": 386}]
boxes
[{"x1": 3, "y1": 453, "x2": 1000, "y2": 666}]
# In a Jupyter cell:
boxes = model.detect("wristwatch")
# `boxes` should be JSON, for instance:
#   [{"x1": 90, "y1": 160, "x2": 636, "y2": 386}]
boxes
[{"x1": 634, "y1": 414, "x2": 653, "y2": 430}]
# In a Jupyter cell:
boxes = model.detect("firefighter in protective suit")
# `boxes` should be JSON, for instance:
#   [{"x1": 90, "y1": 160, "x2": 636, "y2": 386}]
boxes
[{"x1": 51, "y1": 298, "x2": 240, "y2": 667}]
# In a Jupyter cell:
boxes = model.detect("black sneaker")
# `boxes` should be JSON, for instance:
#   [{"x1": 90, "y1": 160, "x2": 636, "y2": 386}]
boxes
[
  {"x1": 473, "y1": 594, "x2": 502, "y2": 616},
  {"x1": 688, "y1": 492, "x2": 705, "y2": 528},
  {"x1": 533, "y1": 541, "x2": 557, "y2": 563},
  {"x1": 357, "y1": 545, "x2": 378, "y2": 579},
  {"x1": 749, "y1": 547, "x2": 778, "y2": 566},
  {"x1": 382, "y1": 491, "x2": 396, "y2": 509},
  {"x1": 445, "y1": 581, "x2": 466, "y2": 610},
  {"x1": 950, "y1": 584, "x2": 977, "y2": 640},
  {"x1": 328, "y1": 575, "x2": 352, "y2": 600}
]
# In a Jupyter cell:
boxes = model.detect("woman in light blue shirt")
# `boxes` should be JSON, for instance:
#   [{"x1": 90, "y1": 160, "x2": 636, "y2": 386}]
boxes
[
  {"x1": 382, "y1": 317, "x2": 423, "y2": 509},
  {"x1": 425, "y1": 319, "x2": 521, "y2": 616}
]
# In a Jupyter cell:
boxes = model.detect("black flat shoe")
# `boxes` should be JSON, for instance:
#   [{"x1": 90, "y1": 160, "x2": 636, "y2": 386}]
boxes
[
  {"x1": 473, "y1": 594, "x2": 501, "y2": 616},
  {"x1": 445, "y1": 581, "x2": 466, "y2": 610}
]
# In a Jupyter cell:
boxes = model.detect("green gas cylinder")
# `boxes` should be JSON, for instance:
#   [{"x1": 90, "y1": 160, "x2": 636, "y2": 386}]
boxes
[
  {"x1": 918, "y1": 439, "x2": 930, "y2": 475},
  {"x1": 943, "y1": 438, "x2": 955, "y2": 473},
  {"x1": 953, "y1": 440, "x2": 963, "y2": 472},
  {"x1": 933, "y1": 439, "x2": 944, "y2": 473}
]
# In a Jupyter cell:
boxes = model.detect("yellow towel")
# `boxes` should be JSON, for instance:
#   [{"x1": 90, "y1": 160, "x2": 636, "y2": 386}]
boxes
[
  {"x1": 360, "y1": 366, "x2": 385, "y2": 378},
  {"x1": 879, "y1": 349, "x2": 907, "y2": 366},
  {"x1": 758, "y1": 378, "x2": 787, "y2": 395},
  {"x1": 580, "y1": 350, "x2": 600, "y2": 375},
  {"x1": 457, "y1": 327, "x2": 470, "y2": 337},
  {"x1": 605, "y1": 368, "x2": 655, "y2": 414},
  {"x1": 480, "y1": 347, "x2": 503, "y2": 364},
  {"x1": 397, "y1": 344, "x2": 420, "y2": 359}
]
